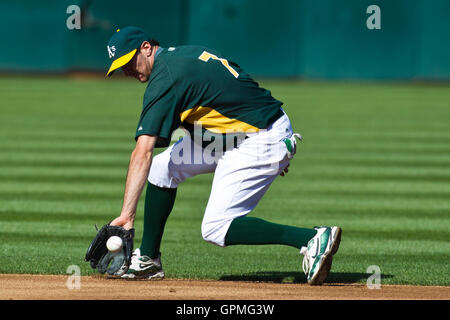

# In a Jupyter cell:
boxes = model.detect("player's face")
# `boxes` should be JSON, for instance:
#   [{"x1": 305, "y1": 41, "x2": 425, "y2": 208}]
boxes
[{"x1": 122, "y1": 50, "x2": 151, "y2": 83}]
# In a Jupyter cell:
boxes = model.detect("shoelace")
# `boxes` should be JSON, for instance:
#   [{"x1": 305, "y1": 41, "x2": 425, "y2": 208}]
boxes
[
  {"x1": 129, "y1": 250, "x2": 144, "y2": 268},
  {"x1": 300, "y1": 246, "x2": 310, "y2": 275},
  {"x1": 292, "y1": 133, "x2": 303, "y2": 142}
]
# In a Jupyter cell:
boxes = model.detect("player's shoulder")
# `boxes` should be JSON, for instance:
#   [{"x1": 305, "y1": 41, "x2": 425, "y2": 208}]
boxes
[
  {"x1": 143, "y1": 47, "x2": 207, "y2": 97},
  {"x1": 158, "y1": 45, "x2": 222, "y2": 64},
  {"x1": 157, "y1": 45, "x2": 217, "y2": 76}
]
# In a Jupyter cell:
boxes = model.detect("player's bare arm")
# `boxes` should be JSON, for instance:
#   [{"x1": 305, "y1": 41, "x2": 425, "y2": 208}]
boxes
[{"x1": 110, "y1": 134, "x2": 157, "y2": 230}]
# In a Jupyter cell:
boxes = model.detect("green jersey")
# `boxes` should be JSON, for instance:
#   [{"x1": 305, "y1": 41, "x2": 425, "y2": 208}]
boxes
[{"x1": 136, "y1": 45, "x2": 284, "y2": 148}]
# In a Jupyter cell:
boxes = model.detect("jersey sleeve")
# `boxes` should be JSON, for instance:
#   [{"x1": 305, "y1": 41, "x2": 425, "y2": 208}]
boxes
[{"x1": 135, "y1": 66, "x2": 180, "y2": 148}]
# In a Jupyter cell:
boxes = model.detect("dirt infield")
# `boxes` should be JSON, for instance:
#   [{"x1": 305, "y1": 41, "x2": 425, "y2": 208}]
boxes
[{"x1": 0, "y1": 274, "x2": 448, "y2": 300}]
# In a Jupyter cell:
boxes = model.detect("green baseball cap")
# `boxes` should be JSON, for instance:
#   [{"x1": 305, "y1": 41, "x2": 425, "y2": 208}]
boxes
[{"x1": 106, "y1": 26, "x2": 151, "y2": 76}]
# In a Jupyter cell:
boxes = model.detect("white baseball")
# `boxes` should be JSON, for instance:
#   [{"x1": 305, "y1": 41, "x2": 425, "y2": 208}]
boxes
[{"x1": 106, "y1": 236, "x2": 123, "y2": 252}]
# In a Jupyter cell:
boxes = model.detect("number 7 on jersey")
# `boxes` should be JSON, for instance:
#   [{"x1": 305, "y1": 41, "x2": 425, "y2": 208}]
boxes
[{"x1": 198, "y1": 51, "x2": 239, "y2": 78}]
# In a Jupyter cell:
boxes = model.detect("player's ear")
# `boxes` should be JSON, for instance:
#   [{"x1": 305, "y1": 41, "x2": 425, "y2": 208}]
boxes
[{"x1": 140, "y1": 41, "x2": 152, "y2": 57}]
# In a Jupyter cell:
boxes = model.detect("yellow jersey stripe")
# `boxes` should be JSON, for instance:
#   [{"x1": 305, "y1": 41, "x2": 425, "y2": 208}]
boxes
[{"x1": 180, "y1": 106, "x2": 259, "y2": 134}]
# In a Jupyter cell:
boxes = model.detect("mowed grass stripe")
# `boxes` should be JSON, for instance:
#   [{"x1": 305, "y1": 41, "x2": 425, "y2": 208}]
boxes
[
  {"x1": 2, "y1": 191, "x2": 447, "y2": 217},
  {"x1": 2, "y1": 130, "x2": 136, "y2": 142},
  {"x1": 1, "y1": 189, "x2": 448, "y2": 204},
  {"x1": 2, "y1": 148, "x2": 448, "y2": 166},
  {"x1": 1, "y1": 228, "x2": 447, "y2": 245},
  {"x1": 3, "y1": 145, "x2": 449, "y2": 159},
  {"x1": 300, "y1": 171, "x2": 450, "y2": 183},
  {"x1": 0, "y1": 174, "x2": 124, "y2": 184},
  {"x1": 303, "y1": 157, "x2": 450, "y2": 169},
  {"x1": 346, "y1": 229, "x2": 449, "y2": 242},
  {"x1": 1, "y1": 220, "x2": 446, "y2": 250},
  {"x1": 1, "y1": 154, "x2": 449, "y2": 170},
  {"x1": 2, "y1": 211, "x2": 447, "y2": 239},
  {"x1": 0, "y1": 206, "x2": 445, "y2": 223},
  {"x1": 0, "y1": 159, "x2": 130, "y2": 169},
  {"x1": 1, "y1": 158, "x2": 449, "y2": 170},
  {"x1": 2, "y1": 142, "x2": 134, "y2": 154},
  {"x1": 2, "y1": 216, "x2": 446, "y2": 240},
  {"x1": 0, "y1": 191, "x2": 121, "y2": 202},
  {"x1": 4, "y1": 136, "x2": 450, "y2": 150},
  {"x1": 2, "y1": 165, "x2": 448, "y2": 183},
  {"x1": 3, "y1": 176, "x2": 449, "y2": 197},
  {"x1": 1, "y1": 200, "x2": 446, "y2": 222},
  {"x1": 0, "y1": 210, "x2": 119, "y2": 223}
]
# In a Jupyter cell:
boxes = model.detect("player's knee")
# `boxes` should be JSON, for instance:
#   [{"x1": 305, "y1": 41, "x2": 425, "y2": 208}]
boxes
[
  {"x1": 201, "y1": 219, "x2": 231, "y2": 247},
  {"x1": 148, "y1": 152, "x2": 178, "y2": 188}
]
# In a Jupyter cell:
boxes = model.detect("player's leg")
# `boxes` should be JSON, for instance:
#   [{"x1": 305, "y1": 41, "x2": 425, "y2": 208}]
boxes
[
  {"x1": 139, "y1": 135, "x2": 217, "y2": 258},
  {"x1": 200, "y1": 113, "x2": 341, "y2": 285},
  {"x1": 201, "y1": 113, "x2": 316, "y2": 247},
  {"x1": 201, "y1": 138, "x2": 316, "y2": 249},
  {"x1": 138, "y1": 183, "x2": 177, "y2": 259}
]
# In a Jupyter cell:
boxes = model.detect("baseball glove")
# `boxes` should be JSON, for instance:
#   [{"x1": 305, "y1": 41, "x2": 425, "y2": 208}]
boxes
[{"x1": 85, "y1": 223, "x2": 135, "y2": 276}]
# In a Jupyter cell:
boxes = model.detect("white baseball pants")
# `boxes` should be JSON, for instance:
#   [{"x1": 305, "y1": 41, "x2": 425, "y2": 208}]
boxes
[{"x1": 148, "y1": 112, "x2": 294, "y2": 246}]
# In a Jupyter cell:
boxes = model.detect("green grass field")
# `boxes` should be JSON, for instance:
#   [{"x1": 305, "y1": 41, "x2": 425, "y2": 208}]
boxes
[{"x1": 0, "y1": 76, "x2": 449, "y2": 286}]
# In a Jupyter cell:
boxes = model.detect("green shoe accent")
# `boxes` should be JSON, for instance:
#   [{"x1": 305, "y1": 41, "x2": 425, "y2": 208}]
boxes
[
  {"x1": 283, "y1": 138, "x2": 293, "y2": 153},
  {"x1": 318, "y1": 227, "x2": 331, "y2": 255}
]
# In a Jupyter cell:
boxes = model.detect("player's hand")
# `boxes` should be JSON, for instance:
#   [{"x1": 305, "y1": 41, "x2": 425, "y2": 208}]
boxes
[
  {"x1": 280, "y1": 163, "x2": 290, "y2": 177},
  {"x1": 109, "y1": 215, "x2": 134, "y2": 230}
]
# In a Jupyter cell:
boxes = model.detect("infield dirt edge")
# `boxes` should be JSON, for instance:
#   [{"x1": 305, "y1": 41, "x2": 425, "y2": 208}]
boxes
[{"x1": 0, "y1": 274, "x2": 448, "y2": 300}]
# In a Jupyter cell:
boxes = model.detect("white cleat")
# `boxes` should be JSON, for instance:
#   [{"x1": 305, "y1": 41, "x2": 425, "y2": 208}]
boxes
[
  {"x1": 120, "y1": 248, "x2": 165, "y2": 280},
  {"x1": 300, "y1": 226, "x2": 342, "y2": 285}
]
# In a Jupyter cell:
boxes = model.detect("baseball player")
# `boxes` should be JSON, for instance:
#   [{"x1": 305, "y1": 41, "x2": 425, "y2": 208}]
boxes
[{"x1": 106, "y1": 26, "x2": 341, "y2": 285}]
